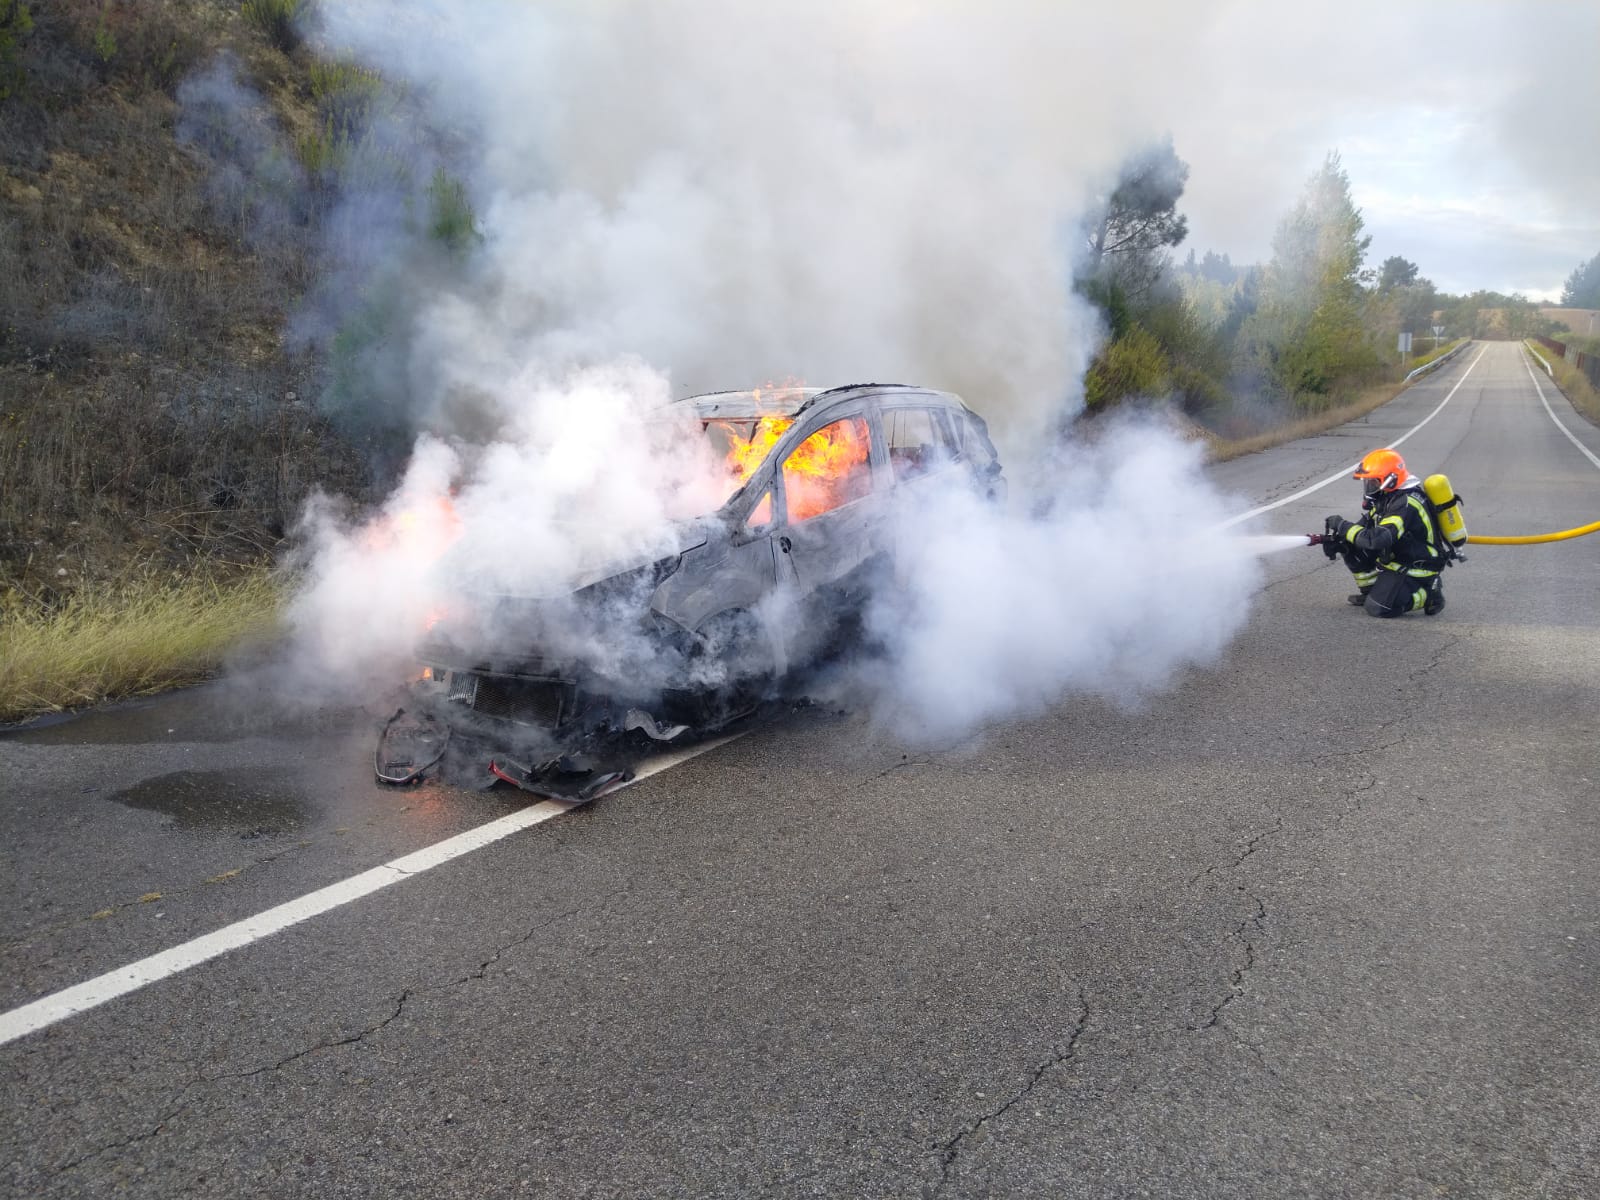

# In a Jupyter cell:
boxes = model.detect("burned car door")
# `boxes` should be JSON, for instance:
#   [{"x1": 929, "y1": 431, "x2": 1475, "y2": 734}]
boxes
[
  {"x1": 951, "y1": 407, "x2": 1006, "y2": 502},
  {"x1": 773, "y1": 411, "x2": 884, "y2": 604},
  {"x1": 880, "y1": 401, "x2": 964, "y2": 569},
  {"x1": 649, "y1": 483, "x2": 782, "y2": 635}
]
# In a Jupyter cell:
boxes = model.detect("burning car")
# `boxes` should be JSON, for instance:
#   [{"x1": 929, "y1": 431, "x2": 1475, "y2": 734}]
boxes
[{"x1": 376, "y1": 383, "x2": 1005, "y2": 796}]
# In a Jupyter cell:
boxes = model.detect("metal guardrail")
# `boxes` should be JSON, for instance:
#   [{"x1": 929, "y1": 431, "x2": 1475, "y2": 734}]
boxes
[
  {"x1": 1525, "y1": 341, "x2": 1554, "y2": 376},
  {"x1": 1403, "y1": 339, "x2": 1471, "y2": 384}
]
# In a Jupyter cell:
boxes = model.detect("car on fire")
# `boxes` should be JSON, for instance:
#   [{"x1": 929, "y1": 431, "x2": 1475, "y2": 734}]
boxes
[{"x1": 377, "y1": 383, "x2": 1005, "y2": 795}]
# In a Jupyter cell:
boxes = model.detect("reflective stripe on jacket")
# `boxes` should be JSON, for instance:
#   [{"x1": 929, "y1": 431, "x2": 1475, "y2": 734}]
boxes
[{"x1": 1343, "y1": 488, "x2": 1444, "y2": 576}]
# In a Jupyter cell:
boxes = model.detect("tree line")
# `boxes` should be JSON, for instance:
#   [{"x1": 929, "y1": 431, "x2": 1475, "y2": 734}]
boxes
[{"x1": 1079, "y1": 144, "x2": 1589, "y2": 426}]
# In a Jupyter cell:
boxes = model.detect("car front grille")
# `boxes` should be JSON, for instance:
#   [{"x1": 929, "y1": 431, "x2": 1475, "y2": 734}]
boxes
[
  {"x1": 446, "y1": 672, "x2": 478, "y2": 705},
  {"x1": 449, "y1": 672, "x2": 571, "y2": 727}
]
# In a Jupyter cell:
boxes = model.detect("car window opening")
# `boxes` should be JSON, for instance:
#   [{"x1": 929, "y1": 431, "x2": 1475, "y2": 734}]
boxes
[
  {"x1": 745, "y1": 489, "x2": 774, "y2": 533},
  {"x1": 783, "y1": 417, "x2": 873, "y2": 522},
  {"x1": 886, "y1": 407, "x2": 956, "y2": 481},
  {"x1": 704, "y1": 416, "x2": 795, "y2": 503}
]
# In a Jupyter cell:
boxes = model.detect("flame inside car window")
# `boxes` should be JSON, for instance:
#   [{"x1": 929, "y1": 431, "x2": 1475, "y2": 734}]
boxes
[
  {"x1": 704, "y1": 411, "x2": 873, "y2": 522},
  {"x1": 707, "y1": 416, "x2": 796, "y2": 492},
  {"x1": 782, "y1": 417, "x2": 872, "y2": 521}
]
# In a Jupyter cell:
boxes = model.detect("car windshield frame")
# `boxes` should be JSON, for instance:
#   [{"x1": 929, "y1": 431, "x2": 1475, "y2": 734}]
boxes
[{"x1": 672, "y1": 388, "x2": 822, "y2": 421}]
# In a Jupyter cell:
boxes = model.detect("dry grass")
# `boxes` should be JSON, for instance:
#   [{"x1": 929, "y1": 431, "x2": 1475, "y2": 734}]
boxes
[
  {"x1": 0, "y1": 1, "x2": 375, "y2": 592},
  {"x1": 0, "y1": 565, "x2": 283, "y2": 723},
  {"x1": 1525, "y1": 341, "x2": 1600, "y2": 428},
  {"x1": 1209, "y1": 383, "x2": 1403, "y2": 462}
]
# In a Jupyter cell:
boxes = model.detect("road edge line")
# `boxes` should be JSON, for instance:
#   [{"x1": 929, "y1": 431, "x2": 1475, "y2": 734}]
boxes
[
  {"x1": 1219, "y1": 344, "x2": 1488, "y2": 528},
  {"x1": 1521, "y1": 352, "x2": 1600, "y2": 472},
  {"x1": 0, "y1": 735, "x2": 740, "y2": 1047}
]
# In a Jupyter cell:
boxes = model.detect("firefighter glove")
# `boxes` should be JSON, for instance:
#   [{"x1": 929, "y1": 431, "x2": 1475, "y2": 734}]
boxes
[{"x1": 1325, "y1": 515, "x2": 1352, "y2": 540}]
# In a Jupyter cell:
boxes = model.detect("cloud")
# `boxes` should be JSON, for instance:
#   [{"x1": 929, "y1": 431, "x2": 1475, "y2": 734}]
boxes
[{"x1": 1130, "y1": 1, "x2": 1593, "y2": 293}]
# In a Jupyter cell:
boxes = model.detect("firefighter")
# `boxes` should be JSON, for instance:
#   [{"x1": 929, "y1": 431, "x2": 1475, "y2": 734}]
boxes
[{"x1": 1323, "y1": 448, "x2": 1447, "y2": 617}]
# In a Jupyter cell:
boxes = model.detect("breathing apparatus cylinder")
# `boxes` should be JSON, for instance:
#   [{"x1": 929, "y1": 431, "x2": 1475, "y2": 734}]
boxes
[{"x1": 1423, "y1": 474, "x2": 1467, "y2": 548}]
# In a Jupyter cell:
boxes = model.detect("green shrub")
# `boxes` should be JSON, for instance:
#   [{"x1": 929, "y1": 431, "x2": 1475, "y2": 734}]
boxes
[
  {"x1": 309, "y1": 59, "x2": 382, "y2": 135},
  {"x1": 339, "y1": 139, "x2": 409, "y2": 192},
  {"x1": 0, "y1": 0, "x2": 32, "y2": 100},
  {"x1": 1169, "y1": 361, "x2": 1227, "y2": 414},
  {"x1": 296, "y1": 115, "x2": 351, "y2": 178},
  {"x1": 92, "y1": 10, "x2": 116, "y2": 63},
  {"x1": 63, "y1": 1, "x2": 208, "y2": 91},
  {"x1": 1085, "y1": 325, "x2": 1170, "y2": 408},
  {"x1": 241, "y1": 0, "x2": 305, "y2": 53},
  {"x1": 1405, "y1": 337, "x2": 1465, "y2": 373},
  {"x1": 427, "y1": 167, "x2": 480, "y2": 255}
]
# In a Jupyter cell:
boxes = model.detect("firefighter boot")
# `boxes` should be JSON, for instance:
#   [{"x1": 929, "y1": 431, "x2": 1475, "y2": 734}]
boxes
[
  {"x1": 1347, "y1": 590, "x2": 1370, "y2": 607},
  {"x1": 1424, "y1": 580, "x2": 1445, "y2": 616}
]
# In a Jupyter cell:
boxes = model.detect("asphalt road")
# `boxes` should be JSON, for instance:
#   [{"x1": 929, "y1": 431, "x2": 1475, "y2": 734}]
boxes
[{"x1": 2, "y1": 340, "x2": 1598, "y2": 1199}]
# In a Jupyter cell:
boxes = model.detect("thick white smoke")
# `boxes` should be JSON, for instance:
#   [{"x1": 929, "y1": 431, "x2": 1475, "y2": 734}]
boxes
[
  {"x1": 273, "y1": 1, "x2": 1273, "y2": 733},
  {"x1": 303, "y1": 0, "x2": 1178, "y2": 447},
  {"x1": 863, "y1": 421, "x2": 1261, "y2": 741},
  {"x1": 282, "y1": 360, "x2": 724, "y2": 701}
]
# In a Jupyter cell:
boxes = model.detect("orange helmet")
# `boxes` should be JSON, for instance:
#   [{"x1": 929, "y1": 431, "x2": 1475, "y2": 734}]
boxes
[{"x1": 1353, "y1": 448, "x2": 1408, "y2": 497}]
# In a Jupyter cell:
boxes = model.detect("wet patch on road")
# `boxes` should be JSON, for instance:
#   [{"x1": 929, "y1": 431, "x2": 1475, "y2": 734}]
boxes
[{"x1": 108, "y1": 768, "x2": 314, "y2": 837}]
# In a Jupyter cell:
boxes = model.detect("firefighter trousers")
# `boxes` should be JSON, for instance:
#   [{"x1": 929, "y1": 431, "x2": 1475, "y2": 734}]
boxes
[{"x1": 1341, "y1": 547, "x2": 1439, "y2": 618}]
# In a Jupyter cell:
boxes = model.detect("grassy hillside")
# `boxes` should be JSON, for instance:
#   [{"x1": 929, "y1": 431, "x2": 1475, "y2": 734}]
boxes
[{"x1": 0, "y1": 0, "x2": 367, "y2": 607}]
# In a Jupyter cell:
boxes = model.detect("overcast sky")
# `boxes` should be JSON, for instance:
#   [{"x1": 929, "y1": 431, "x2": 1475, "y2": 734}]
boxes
[{"x1": 1149, "y1": 0, "x2": 1598, "y2": 300}]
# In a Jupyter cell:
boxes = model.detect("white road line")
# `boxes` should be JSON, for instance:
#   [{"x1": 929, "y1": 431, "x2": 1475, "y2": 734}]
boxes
[
  {"x1": 1521, "y1": 351, "x2": 1600, "y2": 472},
  {"x1": 1219, "y1": 345, "x2": 1489, "y2": 528},
  {"x1": 0, "y1": 734, "x2": 740, "y2": 1048}
]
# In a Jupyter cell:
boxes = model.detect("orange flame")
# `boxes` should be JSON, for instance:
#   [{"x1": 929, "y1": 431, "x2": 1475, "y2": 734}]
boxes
[
  {"x1": 782, "y1": 418, "x2": 871, "y2": 521},
  {"x1": 723, "y1": 416, "x2": 794, "y2": 485},
  {"x1": 718, "y1": 415, "x2": 871, "y2": 523},
  {"x1": 361, "y1": 495, "x2": 463, "y2": 641},
  {"x1": 364, "y1": 494, "x2": 463, "y2": 556}
]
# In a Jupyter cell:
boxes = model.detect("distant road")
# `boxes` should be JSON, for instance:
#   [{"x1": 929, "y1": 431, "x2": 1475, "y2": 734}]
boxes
[{"x1": 3, "y1": 340, "x2": 1598, "y2": 1199}]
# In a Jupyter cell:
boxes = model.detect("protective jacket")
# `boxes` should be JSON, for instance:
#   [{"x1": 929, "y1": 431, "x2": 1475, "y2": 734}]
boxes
[{"x1": 1340, "y1": 484, "x2": 1445, "y2": 579}]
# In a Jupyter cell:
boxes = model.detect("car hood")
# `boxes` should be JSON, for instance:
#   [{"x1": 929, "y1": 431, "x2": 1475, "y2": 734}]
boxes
[{"x1": 439, "y1": 518, "x2": 716, "y2": 601}]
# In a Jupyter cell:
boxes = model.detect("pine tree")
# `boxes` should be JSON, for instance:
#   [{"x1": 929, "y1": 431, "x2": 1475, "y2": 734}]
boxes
[
  {"x1": 1241, "y1": 153, "x2": 1376, "y2": 403},
  {"x1": 1560, "y1": 252, "x2": 1600, "y2": 309}
]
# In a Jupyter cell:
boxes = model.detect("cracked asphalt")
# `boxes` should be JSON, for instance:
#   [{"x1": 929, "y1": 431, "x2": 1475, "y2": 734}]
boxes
[{"x1": 2, "y1": 341, "x2": 1598, "y2": 1198}]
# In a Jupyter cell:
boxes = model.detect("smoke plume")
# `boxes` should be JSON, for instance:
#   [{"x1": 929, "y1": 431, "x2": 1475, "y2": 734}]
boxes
[
  {"x1": 863, "y1": 421, "x2": 1260, "y2": 741},
  {"x1": 259, "y1": 0, "x2": 1271, "y2": 734}
]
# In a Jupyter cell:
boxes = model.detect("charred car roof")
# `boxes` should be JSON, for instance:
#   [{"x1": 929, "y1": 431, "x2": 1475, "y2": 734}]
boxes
[{"x1": 672, "y1": 383, "x2": 962, "y2": 420}]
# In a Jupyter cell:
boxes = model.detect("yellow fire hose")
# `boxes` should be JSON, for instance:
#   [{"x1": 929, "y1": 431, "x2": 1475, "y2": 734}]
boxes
[{"x1": 1467, "y1": 520, "x2": 1600, "y2": 545}]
